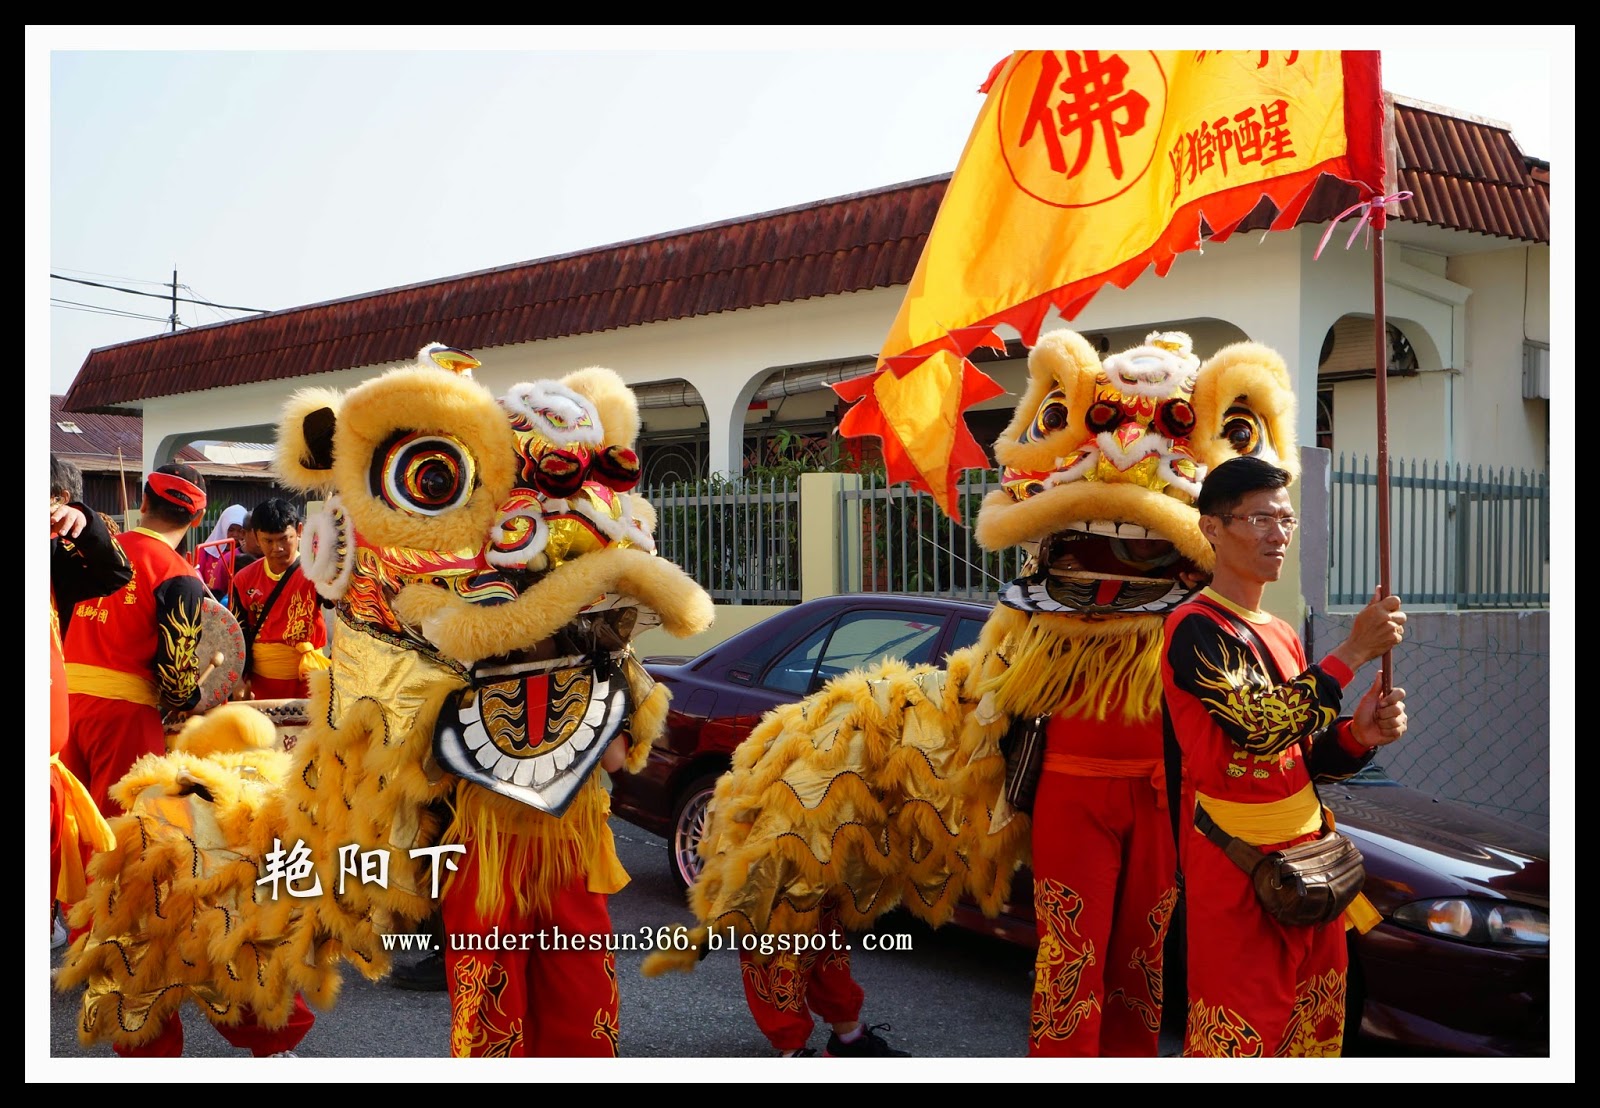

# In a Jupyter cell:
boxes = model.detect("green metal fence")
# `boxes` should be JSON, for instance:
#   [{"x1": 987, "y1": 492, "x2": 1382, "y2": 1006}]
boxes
[
  {"x1": 839, "y1": 470, "x2": 1025, "y2": 601},
  {"x1": 641, "y1": 478, "x2": 803, "y2": 604},
  {"x1": 643, "y1": 455, "x2": 1550, "y2": 613},
  {"x1": 1329, "y1": 455, "x2": 1549, "y2": 608}
]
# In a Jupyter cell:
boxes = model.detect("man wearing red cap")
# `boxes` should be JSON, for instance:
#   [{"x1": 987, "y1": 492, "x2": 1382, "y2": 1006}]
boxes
[
  {"x1": 60, "y1": 463, "x2": 212, "y2": 816},
  {"x1": 59, "y1": 463, "x2": 317, "y2": 1058}
]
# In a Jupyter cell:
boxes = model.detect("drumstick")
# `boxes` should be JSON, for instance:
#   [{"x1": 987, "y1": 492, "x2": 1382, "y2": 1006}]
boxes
[{"x1": 197, "y1": 651, "x2": 226, "y2": 689}]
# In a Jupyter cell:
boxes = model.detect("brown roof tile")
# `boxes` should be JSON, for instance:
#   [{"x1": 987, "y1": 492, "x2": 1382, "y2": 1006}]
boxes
[{"x1": 62, "y1": 101, "x2": 1548, "y2": 413}]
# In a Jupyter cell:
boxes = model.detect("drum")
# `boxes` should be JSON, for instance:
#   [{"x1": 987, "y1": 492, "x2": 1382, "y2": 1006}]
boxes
[
  {"x1": 163, "y1": 595, "x2": 247, "y2": 732},
  {"x1": 248, "y1": 697, "x2": 312, "y2": 753}
]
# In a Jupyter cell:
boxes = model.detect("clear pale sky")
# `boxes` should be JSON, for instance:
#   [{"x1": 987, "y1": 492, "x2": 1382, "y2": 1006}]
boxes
[{"x1": 30, "y1": 26, "x2": 1573, "y2": 397}]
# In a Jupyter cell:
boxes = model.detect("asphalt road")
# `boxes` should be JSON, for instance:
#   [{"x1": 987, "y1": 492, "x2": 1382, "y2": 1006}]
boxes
[{"x1": 44, "y1": 819, "x2": 1118, "y2": 1076}]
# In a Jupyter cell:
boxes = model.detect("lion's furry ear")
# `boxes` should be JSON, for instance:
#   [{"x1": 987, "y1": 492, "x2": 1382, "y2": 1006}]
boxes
[
  {"x1": 275, "y1": 388, "x2": 344, "y2": 492},
  {"x1": 991, "y1": 329, "x2": 1103, "y2": 473},
  {"x1": 560, "y1": 366, "x2": 640, "y2": 450},
  {"x1": 1190, "y1": 341, "x2": 1300, "y2": 479}
]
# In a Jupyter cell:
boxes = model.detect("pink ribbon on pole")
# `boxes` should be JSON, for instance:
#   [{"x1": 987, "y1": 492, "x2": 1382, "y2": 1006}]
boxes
[{"x1": 1313, "y1": 191, "x2": 1414, "y2": 259}]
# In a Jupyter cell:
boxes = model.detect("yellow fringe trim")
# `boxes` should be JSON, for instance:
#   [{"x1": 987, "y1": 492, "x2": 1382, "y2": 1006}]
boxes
[
  {"x1": 442, "y1": 776, "x2": 622, "y2": 920},
  {"x1": 981, "y1": 615, "x2": 1165, "y2": 723}
]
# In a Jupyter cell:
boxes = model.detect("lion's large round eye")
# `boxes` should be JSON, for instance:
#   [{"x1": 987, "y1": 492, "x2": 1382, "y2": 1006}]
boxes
[
  {"x1": 374, "y1": 432, "x2": 476, "y2": 515},
  {"x1": 1221, "y1": 407, "x2": 1265, "y2": 456},
  {"x1": 1022, "y1": 390, "x2": 1071, "y2": 442}
]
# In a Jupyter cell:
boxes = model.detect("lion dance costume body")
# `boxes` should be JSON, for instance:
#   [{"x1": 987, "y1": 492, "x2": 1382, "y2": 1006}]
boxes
[
  {"x1": 644, "y1": 329, "x2": 1300, "y2": 1058},
  {"x1": 56, "y1": 345, "x2": 714, "y2": 1057}
]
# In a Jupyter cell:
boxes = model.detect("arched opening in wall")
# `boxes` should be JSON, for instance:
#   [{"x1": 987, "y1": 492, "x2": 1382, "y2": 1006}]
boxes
[
  {"x1": 635, "y1": 362, "x2": 885, "y2": 485},
  {"x1": 743, "y1": 418, "x2": 843, "y2": 474},
  {"x1": 136, "y1": 430, "x2": 285, "y2": 557},
  {"x1": 638, "y1": 440, "x2": 708, "y2": 487},
  {"x1": 1316, "y1": 388, "x2": 1335, "y2": 452},
  {"x1": 1316, "y1": 317, "x2": 1420, "y2": 456},
  {"x1": 634, "y1": 379, "x2": 710, "y2": 487},
  {"x1": 742, "y1": 358, "x2": 879, "y2": 477},
  {"x1": 1317, "y1": 317, "x2": 1419, "y2": 379}
]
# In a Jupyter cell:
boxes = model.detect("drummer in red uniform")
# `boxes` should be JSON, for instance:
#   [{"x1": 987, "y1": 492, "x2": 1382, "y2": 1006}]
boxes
[
  {"x1": 61, "y1": 474, "x2": 320, "y2": 1058},
  {"x1": 229, "y1": 497, "x2": 329, "y2": 701},
  {"x1": 60, "y1": 463, "x2": 210, "y2": 816}
]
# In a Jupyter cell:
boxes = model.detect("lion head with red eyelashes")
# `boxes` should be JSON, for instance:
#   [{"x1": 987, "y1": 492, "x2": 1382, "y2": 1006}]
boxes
[{"x1": 977, "y1": 328, "x2": 1298, "y2": 621}]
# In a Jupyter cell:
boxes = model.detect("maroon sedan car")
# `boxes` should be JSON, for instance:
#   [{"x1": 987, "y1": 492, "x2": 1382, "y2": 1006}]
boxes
[{"x1": 611, "y1": 592, "x2": 1550, "y2": 1057}]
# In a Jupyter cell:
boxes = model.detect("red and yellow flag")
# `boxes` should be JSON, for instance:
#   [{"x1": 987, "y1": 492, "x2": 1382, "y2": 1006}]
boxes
[{"x1": 836, "y1": 49, "x2": 1385, "y2": 519}]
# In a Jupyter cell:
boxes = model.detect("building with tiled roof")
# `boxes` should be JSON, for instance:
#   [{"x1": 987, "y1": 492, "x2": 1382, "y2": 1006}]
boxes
[
  {"x1": 60, "y1": 94, "x2": 1550, "y2": 498},
  {"x1": 49, "y1": 393, "x2": 281, "y2": 529}
]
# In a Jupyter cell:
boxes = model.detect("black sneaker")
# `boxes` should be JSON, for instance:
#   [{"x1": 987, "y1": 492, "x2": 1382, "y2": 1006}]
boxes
[
  {"x1": 824, "y1": 1024, "x2": 909, "y2": 1057},
  {"x1": 389, "y1": 951, "x2": 446, "y2": 991}
]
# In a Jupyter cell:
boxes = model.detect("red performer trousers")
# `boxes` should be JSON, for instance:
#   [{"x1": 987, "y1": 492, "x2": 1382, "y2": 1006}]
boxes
[
  {"x1": 441, "y1": 847, "x2": 619, "y2": 1058},
  {"x1": 1028, "y1": 769, "x2": 1175, "y2": 1057},
  {"x1": 113, "y1": 997, "x2": 316, "y2": 1058},
  {"x1": 1180, "y1": 830, "x2": 1349, "y2": 1057},
  {"x1": 738, "y1": 919, "x2": 864, "y2": 1053},
  {"x1": 60, "y1": 694, "x2": 166, "y2": 817}
]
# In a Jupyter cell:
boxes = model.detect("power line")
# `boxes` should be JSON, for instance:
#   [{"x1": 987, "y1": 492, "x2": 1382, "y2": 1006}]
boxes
[
  {"x1": 50, "y1": 298, "x2": 174, "y2": 324},
  {"x1": 53, "y1": 266, "x2": 174, "y2": 289},
  {"x1": 50, "y1": 272, "x2": 268, "y2": 314}
]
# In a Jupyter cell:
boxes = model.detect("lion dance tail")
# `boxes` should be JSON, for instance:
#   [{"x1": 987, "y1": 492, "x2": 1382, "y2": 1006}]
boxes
[
  {"x1": 54, "y1": 683, "x2": 449, "y2": 1050},
  {"x1": 642, "y1": 612, "x2": 1032, "y2": 976}
]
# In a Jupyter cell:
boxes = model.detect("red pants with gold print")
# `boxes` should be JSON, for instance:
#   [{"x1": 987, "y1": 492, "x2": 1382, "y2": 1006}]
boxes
[
  {"x1": 1028, "y1": 770, "x2": 1176, "y2": 1057},
  {"x1": 739, "y1": 917, "x2": 864, "y2": 1052},
  {"x1": 112, "y1": 997, "x2": 316, "y2": 1057},
  {"x1": 441, "y1": 846, "x2": 619, "y2": 1058},
  {"x1": 1180, "y1": 831, "x2": 1348, "y2": 1057}
]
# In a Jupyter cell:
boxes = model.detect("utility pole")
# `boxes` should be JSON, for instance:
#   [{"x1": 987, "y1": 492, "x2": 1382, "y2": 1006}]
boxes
[{"x1": 170, "y1": 268, "x2": 179, "y2": 332}]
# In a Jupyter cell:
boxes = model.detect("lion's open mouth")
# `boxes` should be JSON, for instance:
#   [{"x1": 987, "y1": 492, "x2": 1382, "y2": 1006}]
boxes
[{"x1": 1001, "y1": 526, "x2": 1203, "y2": 616}]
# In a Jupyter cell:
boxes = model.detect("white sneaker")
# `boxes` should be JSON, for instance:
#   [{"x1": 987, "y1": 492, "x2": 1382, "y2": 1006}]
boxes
[
  {"x1": 267, "y1": 1050, "x2": 299, "y2": 1057},
  {"x1": 51, "y1": 914, "x2": 68, "y2": 950}
]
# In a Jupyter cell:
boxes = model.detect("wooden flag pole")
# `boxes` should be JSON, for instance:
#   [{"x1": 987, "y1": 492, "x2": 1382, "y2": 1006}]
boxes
[
  {"x1": 1371, "y1": 205, "x2": 1394, "y2": 694},
  {"x1": 117, "y1": 448, "x2": 130, "y2": 524},
  {"x1": 1317, "y1": 183, "x2": 1411, "y2": 692}
]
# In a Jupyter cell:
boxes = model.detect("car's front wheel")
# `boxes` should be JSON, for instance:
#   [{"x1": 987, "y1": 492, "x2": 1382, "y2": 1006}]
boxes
[{"x1": 668, "y1": 773, "x2": 721, "y2": 891}]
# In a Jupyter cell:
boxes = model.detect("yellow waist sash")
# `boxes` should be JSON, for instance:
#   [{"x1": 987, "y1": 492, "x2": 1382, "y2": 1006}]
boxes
[
  {"x1": 1195, "y1": 783, "x2": 1382, "y2": 934},
  {"x1": 1195, "y1": 783, "x2": 1321, "y2": 846},
  {"x1": 252, "y1": 641, "x2": 330, "y2": 681},
  {"x1": 64, "y1": 663, "x2": 158, "y2": 709}
]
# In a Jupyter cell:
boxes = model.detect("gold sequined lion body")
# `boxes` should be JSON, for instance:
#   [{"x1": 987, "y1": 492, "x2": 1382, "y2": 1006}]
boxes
[
  {"x1": 643, "y1": 329, "x2": 1299, "y2": 972},
  {"x1": 56, "y1": 345, "x2": 715, "y2": 1050}
]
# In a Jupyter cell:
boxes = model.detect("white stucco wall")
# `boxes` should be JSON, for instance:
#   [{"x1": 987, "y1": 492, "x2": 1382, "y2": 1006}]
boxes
[
  {"x1": 138, "y1": 226, "x2": 1501, "y2": 476},
  {"x1": 130, "y1": 220, "x2": 1543, "y2": 627},
  {"x1": 1449, "y1": 245, "x2": 1551, "y2": 473}
]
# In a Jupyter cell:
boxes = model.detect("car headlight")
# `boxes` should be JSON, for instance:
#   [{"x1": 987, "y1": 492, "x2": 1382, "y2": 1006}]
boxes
[{"x1": 1390, "y1": 898, "x2": 1549, "y2": 946}]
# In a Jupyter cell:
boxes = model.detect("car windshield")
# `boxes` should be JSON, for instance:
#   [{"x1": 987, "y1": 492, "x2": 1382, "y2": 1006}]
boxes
[{"x1": 763, "y1": 610, "x2": 946, "y2": 695}]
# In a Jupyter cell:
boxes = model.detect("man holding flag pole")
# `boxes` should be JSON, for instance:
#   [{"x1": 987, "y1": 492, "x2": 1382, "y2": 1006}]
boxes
[
  {"x1": 661, "y1": 47, "x2": 1404, "y2": 1060},
  {"x1": 838, "y1": 48, "x2": 1401, "y2": 1057}
]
